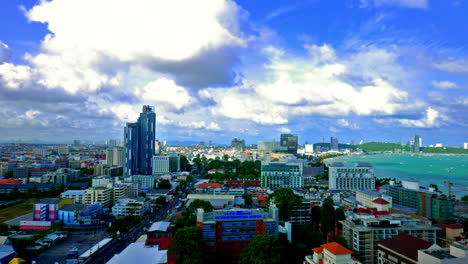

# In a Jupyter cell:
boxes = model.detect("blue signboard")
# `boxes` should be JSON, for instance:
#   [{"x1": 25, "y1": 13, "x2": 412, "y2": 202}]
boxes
[{"x1": 214, "y1": 210, "x2": 263, "y2": 220}]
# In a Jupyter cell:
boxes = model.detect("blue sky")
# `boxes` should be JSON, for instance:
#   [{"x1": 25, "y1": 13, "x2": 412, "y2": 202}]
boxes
[{"x1": 0, "y1": 0, "x2": 467, "y2": 146}]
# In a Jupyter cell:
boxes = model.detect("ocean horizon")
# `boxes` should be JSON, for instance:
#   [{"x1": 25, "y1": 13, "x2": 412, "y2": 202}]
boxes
[{"x1": 325, "y1": 153, "x2": 468, "y2": 198}]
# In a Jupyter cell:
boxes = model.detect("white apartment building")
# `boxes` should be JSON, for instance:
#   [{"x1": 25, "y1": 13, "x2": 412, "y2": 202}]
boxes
[
  {"x1": 152, "y1": 155, "x2": 169, "y2": 175},
  {"x1": 304, "y1": 242, "x2": 361, "y2": 264},
  {"x1": 329, "y1": 162, "x2": 375, "y2": 190},
  {"x1": 61, "y1": 190, "x2": 86, "y2": 204},
  {"x1": 261, "y1": 162, "x2": 304, "y2": 189},
  {"x1": 85, "y1": 187, "x2": 113, "y2": 208},
  {"x1": 112, "y1": 198, "x2": 148, "y2": 217},
  {"x1": 356, "y1": 190, "x2": 392, "y2": 210},
  {"x1": 106, "y1": 148, "x2": 124, "y2": 166}
]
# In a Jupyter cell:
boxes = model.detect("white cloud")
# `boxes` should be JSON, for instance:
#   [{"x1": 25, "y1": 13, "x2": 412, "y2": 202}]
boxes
[
  {"x1": 179, "y1": 121, "x2": 222, "y2": 131},
  {"x1": 134, "y1": 78, "x2": 191, "y2": 110},
  {"x1": 433, "y1": 59, "x2": 468, "y2": 73},
  {"x1": 255, "y1": 46, "x2": 409, "y2": 116},
  {"x1": 431, "y1": 80, "x2": 457, "y2": 89},
  {"x1": 0, "y1": 41, "x2": 12, "y2": 63},
  {"x1": 359, "y1": 0, "x2": 428, "y2": 8},
  {"x1": 0, "y1": 63, "x2": 33, "y2": 90},
  {"x1": 157, "y1": 115, "x2": 173, "y2": 125},
  {"x1": 304, "y1": 44, "x2": 336, "y2": 61},
  {"x1": 329, "y1": 126, "x2": 339, "y2": 133},
  {"x1": 278, "y1": 127, "x2": 291, "y2": 133},
  {"x1": 398, "y1": 107, "x2": 441, "y2": 128},
  {"x1": 110, "y1": 104, "x2": 140, "y2": 123},
  {"x1": 16, "y1": 0, "x2": 246, "y2": 94},
  {"x1": 337, "y1": 118, "x2": 360, "y2": 129},
  {"x1": 211, "y1": 89, "x2": 288, "y2": 125}
]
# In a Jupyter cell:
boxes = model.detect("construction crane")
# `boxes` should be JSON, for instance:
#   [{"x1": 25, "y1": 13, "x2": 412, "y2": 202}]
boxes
[{"x1": 443, "y1": 181, "x2": 468, "y2": 198}]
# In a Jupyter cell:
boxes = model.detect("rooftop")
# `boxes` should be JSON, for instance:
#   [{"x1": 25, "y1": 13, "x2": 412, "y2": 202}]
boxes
[
  {"x1": 321, "y1": 242, "x2": 353, "y2": 255},
  {"x1": 106, "y1": 242, "x2": 167, "y2": 264},
  {"x1": 60, "y1": 204, "x2": 89, "y2": 212},
  {"x1": 196, "y1": 182, "x2": 222, "y2": 188},
  {"x1": 378, "y1": 232, "x2": 433, "y2": 261},
  {"x1": 148, "y1": 221, "x2": 171, "y2": 232},
  {"x1": 373, "y1": 198, "x2": 390, "y2": 205}
]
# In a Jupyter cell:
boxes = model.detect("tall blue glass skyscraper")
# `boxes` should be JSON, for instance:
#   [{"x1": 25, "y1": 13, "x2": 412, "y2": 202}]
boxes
[{"x1": 124, "y1": 105, "x2": 156, "y2": 176}]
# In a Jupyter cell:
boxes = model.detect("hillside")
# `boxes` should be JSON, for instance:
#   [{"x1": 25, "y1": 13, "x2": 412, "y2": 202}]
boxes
[{"x1": 358, "y1": 142, "x2": 409, "y2": 152}]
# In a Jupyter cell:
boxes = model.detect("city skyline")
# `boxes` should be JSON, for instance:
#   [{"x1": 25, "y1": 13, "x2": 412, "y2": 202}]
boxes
[{"x1": 0, "y1": 0, "x2": 467, "y2": 146}]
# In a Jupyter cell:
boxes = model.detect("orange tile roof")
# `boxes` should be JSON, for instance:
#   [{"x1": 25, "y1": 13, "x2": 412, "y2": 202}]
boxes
[
  {"x1": 321, "y1": 242, "x2": 353, "y2": 255},
  {"x1": 312, "y1": 247, "x2": 323, "y2": 253},
  {"x1": 196, "y1": 182, "x2": 222, "y2": 188}
]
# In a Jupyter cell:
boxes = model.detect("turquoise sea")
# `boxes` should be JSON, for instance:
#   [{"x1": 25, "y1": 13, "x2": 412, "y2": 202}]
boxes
[{"x1": 325, "y1": 154, "x2": 468, "y2": 197}]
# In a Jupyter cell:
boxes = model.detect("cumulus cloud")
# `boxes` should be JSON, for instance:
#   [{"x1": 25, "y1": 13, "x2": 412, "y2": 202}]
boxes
[
  {"x1": 179, "y1": 121, "x2": 222, "y2": 131},
  {"x1": 431, "y1": 80, "x2": 457, "y2": 89},
  {"x1": 304, "y1": 44, "x2": 336, "y2": 61},
  {"x1": 211, "y1": 89, "x2": 288, "y2": 125},
  {"x1": 255, "y1": 46, "x2": 409, "y2": 116},
  {"x1": 0, "y1": 63, "x2": 33, "y2": 90},
  {"x1": 337, "y1": 118, "x2": 360, "y2": 129},
  {"x1": 398, "y1": 107, "x2": 441, "y2": 128},
  {"x1": 134, "y1": 78, "x2": 192, "y2": 110},
  {"x1": 358, "y1": 0, "x2": 428, "y2": 8},
  {"x1": 0, "y1": 41, "x2": 12, "y2": 63},
  {"x1": 15, "y1": 0, "x2": 248, "y2": 94}
]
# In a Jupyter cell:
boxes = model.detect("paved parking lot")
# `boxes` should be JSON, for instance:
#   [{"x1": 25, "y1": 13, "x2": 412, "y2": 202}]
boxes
[{"x1": 25, "y1": 231, "x2": 108, "y2": 264}]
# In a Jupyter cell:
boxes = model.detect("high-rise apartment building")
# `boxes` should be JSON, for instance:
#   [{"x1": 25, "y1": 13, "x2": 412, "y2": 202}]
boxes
[
  {"x1": 330, "y1": 137, "x2": 339, "y2": 151},
  {"x1": 258, "y1": 140, "x2": 282, "y2": 152},
  {"x1": 340, "y1": 213, "x2": 438, "y2": 264},
  {"x1": 280, "y1": 134, "x2": 298, "y2": 154},
  {"x1": 124, "y1": 105, "x2": 156, "y2": 176},
  {"x1": 385, "y1": 181, "x2": 455, "y2": 222},
  {"x1": 106, "y1": 147, "x2": 124, "y2": 166},
  {"x1": 261, "y1": 162, "x2": 303, "y2": 189},
  {"x1": 329, "y1": 162, "x2": 375, "y2": 190},
  {"x1": 107, "y1": 139, "x2": 118, "y2": 147},
  {"x1": 231, "y1": 138, "x2": 245, "y2": 152},
  {"x1": 412, "y1": 134, "x2": 422, "y2": 152}
]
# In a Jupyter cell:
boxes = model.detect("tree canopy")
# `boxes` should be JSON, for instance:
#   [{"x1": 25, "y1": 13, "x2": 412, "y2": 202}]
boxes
[
  {"x1": 157, "y1": 180, "x2": 172, "y2": 189},
  {"x1": 267, "y1": 188, "x2": 302, "y2": 221},
  {"x1": 239, "y1": 235, "x2": 281, "y2": 264},
  {"x1": 169, "y1": 226, "x2": 205, "y2": 264}
]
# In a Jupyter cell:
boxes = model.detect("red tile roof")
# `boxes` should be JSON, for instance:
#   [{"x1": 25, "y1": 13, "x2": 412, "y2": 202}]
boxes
[
  {"x1": 378, "y1": 232, "x2": 433, "y2": 261},
  {"x1": 258, "y1": 196, "x2": 266, "y2": 201},
  {"x1": 373, "y1": 198, "x2": 390, "y2": 205},
  {"x1": 196, "y1": 182, "x2": 222, "y2": 188},
  {"x1": 312, "y1": 247, "x2": 323, "y2": 253},
  {"x1": 447, "y1": 224, "x2": 463, "y2": 229},
  {"x1": 321, "y1": 242, "x2": 353, "y2": 255}
]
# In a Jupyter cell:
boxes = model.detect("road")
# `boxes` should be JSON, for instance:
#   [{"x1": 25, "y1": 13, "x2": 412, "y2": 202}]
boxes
[{"x1": 93, "y1": 195, "x2": 182, "y2": 264}]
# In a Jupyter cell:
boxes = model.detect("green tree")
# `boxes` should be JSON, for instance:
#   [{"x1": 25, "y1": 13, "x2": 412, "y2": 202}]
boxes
[
  {"x1": 320, "y1": 196, "x2": 336, "y2": 242},
  {"x1": 186, "y1": 175, "x2": 193, "y2": 183},
  {"x1": 311, "y1": 205, "x2": 321, "y2": 231},
  {"x1": 193, "y1": 154, "x2": 202, "y2": 171},
  {"x1": 156, "y1": 196, "x2": 167, "y2": 207},
  {"x1": 242, "y1": 192, "x2": 253, "y2": 206},
  {"x1": 0, "y1": 223, "x2": 9, "y2": 234},
  {"x1": 335, "y1": 207, "x2": 346, "y2": 235},
  {"x1": 188, "y1": 199, "x2": 214, "y2": 213},
  {"x1": 174, "y1": 209, "x2": 196, "y2": 228},
  {"x1": 267, "y1": 188, "x2": 302, "y2": 221},
  {"x1": 179, "y1": 154, "x2": 192, "y2": 171},
  {"x1": 169, "y1": 226, "x2": 205, "y2": 264},
  {"x1": 429, "y1": 184, "x2": 439, "y2": 192},
  {"x1": 157, "y1": 180, "x2": 172, "y2": 189},
  {"x1": 239, "y1": 235, "x2": 281, "y2": 264}
]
